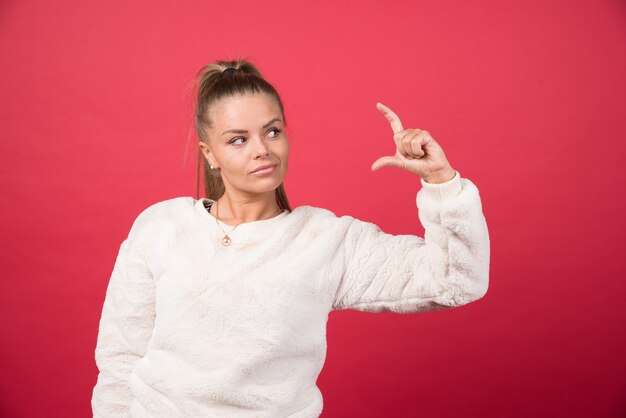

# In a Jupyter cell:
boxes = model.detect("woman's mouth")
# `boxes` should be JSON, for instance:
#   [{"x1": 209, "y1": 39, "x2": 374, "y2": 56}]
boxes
[{"x1": 250, "y1": 164, "x2": 277, "y2": 176}]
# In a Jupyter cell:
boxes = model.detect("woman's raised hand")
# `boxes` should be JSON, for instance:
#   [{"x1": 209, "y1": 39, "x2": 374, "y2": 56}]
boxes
[{"x1": 371, "y1": 102, "x2": 456, "y2": 184}]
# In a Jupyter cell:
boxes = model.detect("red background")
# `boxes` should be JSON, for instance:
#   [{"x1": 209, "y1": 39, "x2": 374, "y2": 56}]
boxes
[{"x1": 1, "y1": 1, "x2": 625, "y2": 417}]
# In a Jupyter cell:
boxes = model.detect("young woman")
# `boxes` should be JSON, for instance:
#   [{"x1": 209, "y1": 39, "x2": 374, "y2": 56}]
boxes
[{"x1": 91, "y1": 59, "x2": 490, "y2": 417}]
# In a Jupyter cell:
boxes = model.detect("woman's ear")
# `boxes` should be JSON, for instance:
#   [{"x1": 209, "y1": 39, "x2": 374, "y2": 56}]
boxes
[{"x1": 198, "y1": 141, "x2": 218, "y2": 169}]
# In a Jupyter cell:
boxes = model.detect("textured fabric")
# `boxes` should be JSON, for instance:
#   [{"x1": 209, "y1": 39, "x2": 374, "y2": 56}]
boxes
[{"x1": 91, "y1": 170, "x2": 490, "y2": 417}]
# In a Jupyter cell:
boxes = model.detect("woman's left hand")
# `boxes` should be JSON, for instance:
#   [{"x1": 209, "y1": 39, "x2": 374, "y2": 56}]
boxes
[{"x1": 371, "y1": 102, "x2": 456, "y2": 184}]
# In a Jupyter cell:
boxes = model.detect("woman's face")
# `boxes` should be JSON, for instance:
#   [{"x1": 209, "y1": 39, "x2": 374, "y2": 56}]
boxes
[{"x1": 199, "y1": 93, "x2": 290, "y2": 196}]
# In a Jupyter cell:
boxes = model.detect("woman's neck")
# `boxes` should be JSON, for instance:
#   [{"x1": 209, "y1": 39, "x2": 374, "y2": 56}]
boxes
[{"x1": 211, "y1": 191, "x2": 282, "y2": 226}]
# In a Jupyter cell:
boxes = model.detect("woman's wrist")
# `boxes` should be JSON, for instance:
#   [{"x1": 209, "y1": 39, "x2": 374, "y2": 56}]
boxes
[
  {"x1": 419, "y1": 168, "x2": 462, "y2": 201},
  {"x1": 422, "y1": 166, "x2": 456, "y2": 184}
]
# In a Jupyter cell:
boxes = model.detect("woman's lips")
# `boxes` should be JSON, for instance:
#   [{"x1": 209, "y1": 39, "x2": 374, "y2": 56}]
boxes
[{"x1": 251, "y1": 164, "x2": 277, "y2": 175}]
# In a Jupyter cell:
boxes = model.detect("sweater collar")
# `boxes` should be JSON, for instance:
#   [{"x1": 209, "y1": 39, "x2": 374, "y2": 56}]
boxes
[{"x1": 193, "y1": 198, "x2": 290, "y2": 244}]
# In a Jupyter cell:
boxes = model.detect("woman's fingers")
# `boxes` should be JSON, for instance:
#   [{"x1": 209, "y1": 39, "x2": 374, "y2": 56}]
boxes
[
  {"x1": 373, "y1": 101, "x2": 447, "y2": 176},
  {"x1": 376, "y1": 102, "x2": 404, "y2": 134},
  {"x1": 397, "y1": 129, "x2": 429, "y2": 159},
  {"x1": 402, "y1": 130, "x2": 422, "y2": 159},
  {"x1": 394, "y1": 129, "x2": 413, "y2": 159},
  {"x1": 377, "y1": 102, "x2": 427, "y2": 159},
  {"x1": 371, "y1": 154, "x2": 404, "y2": 171},
  {"x1": 410, "y1": 131, "x2": 428, "y2": 158}
]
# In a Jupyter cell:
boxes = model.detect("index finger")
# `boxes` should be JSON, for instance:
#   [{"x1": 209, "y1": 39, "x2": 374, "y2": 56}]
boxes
[{"x1": 376, "y1": 102, "x2": 404, "y2": 134}]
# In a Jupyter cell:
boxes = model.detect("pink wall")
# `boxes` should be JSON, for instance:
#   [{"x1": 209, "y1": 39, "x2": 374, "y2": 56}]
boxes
[{"x1": 1, "y1": 0, "x2": 625, "y2": 417}]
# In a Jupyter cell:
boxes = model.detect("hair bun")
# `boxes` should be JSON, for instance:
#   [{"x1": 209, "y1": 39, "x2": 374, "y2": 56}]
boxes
[{"x1": 221, "y1": 67, "x2": 237, "y2": 76}]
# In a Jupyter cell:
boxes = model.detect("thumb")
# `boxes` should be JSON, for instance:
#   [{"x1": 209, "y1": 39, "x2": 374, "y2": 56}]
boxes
[{"x1": 371, "y1": 155, "x2": 403, "y2": 171}]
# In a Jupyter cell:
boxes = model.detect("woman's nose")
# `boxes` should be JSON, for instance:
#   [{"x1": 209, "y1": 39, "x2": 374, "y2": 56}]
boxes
[{"x1": 252, "y1": 136, "x2": 270, "y2": 157}]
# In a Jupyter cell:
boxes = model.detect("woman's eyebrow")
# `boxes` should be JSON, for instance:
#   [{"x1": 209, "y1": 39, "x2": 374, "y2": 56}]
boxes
[{"x1": 221, "y1": 118, "x2": 283, "y2": 136}]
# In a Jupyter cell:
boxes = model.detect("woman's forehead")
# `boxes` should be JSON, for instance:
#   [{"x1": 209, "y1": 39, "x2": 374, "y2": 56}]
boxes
[{"x1": 211, "y1": 94, "x2": 282, "y2": 127}]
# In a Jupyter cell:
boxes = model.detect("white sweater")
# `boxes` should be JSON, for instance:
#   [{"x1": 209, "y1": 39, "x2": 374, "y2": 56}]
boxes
[{"x1": 91, "y1": 170, "x2": 490, "y2": 418}]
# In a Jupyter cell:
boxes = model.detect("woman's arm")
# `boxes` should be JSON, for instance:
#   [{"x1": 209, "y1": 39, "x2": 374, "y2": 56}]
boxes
[
  {"x1": 332, "y1": 171, "x2": 490, "y2": 313},
  {"x1": 91, "y1": 215, "x2": 156, "y2": 417}
]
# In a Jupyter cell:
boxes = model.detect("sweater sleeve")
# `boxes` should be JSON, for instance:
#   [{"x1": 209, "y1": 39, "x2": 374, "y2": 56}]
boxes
[
  {"x1": 91, "y1": 212, "x2": 156, "y2": 417},
  {"x1": 332, "y1": 170, "x2": 490, "y2": 313}
]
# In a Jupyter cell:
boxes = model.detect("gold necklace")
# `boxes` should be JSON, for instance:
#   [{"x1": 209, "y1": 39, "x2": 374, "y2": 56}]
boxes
[{"x1": 213, "y1": 200, "x2": 282, "y2": 246}]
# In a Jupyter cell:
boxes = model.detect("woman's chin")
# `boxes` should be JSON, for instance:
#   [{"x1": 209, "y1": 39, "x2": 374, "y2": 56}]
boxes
[{"x1": 248, "y1": 176, "x2": 285, "y2": 193}]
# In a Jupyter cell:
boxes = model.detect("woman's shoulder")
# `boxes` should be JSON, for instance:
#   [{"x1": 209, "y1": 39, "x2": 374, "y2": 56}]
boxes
[
  {"x1": 129, "y1": 196, "x2": 194, "y2": 223},
  {"x1": 289, "y1": 204, "x2": 330, "y2": 217},
  {"x1": 137, "y1": 196, "x2": 196, "y2": 217},
  {"x1": 126, "y1": 196, "x2": 196, "y2": 237},
  {"x1": 289, "y1": 204, "x2": 354, "y2": 229}
]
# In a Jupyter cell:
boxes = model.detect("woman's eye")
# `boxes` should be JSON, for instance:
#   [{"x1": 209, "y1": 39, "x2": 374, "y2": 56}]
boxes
[
  {"x1": 268, "y1": 128, "x2": 281, "y2": 138},
  {"x1": 230, "y1": 129, "x2": 280, "y2": 146}
]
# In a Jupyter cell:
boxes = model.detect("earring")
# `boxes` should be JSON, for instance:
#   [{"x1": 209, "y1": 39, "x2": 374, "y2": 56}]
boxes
[{"x1": 210, "y1": 164, "x2": 214, "y2": 169}]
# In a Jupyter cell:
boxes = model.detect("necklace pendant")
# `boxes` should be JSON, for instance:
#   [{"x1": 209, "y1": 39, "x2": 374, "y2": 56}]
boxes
[{"x1": 222, "y1": 235, "x2": 231, "y2": 246}]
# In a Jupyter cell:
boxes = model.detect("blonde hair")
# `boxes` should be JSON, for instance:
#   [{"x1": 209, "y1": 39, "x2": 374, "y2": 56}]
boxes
[{"x1": 192, "y1": 58, "x2": 291, "y2": 211}]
